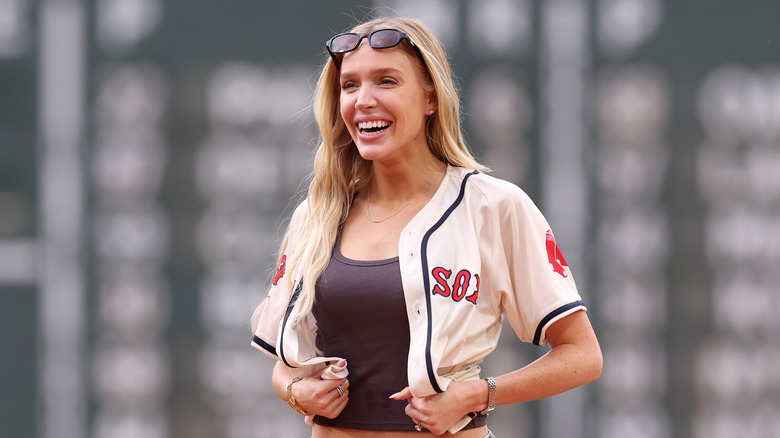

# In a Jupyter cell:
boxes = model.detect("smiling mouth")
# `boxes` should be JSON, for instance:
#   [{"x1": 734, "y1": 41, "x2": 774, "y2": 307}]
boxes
[{"x1": 358, "y1": 120, "x2": 391, "y2": 136}]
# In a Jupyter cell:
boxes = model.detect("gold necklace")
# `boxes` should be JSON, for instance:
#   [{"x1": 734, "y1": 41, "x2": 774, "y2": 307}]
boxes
[{"x1": 366, "y1": 183, "x2": 432, "y2": 223}]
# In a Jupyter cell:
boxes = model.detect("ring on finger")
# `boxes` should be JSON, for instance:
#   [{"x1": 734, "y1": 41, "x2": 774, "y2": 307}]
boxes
[
  {"x1": 414, "y1": 420, "x2": 422, "y2": 432},
  {"x1": 336, "y1": 386, "x2": 345, "y2": 397}
]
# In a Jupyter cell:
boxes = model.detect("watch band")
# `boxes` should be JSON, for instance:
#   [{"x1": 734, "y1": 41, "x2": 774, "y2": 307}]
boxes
[{"x1": 481, "y1": 376, "x2": 496, "y2": 414}]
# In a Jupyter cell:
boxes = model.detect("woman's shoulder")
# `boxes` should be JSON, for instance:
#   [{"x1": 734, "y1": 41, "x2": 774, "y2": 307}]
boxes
[
  {"x1": 282, "y1": 198, "x2": 310, "y2": 239},
  {"x1": 449, "y1": 166, "x2": 533, "y2": 207},
  {"x1": 291, "y1": 198, "x2": 310, "y2": 219}
]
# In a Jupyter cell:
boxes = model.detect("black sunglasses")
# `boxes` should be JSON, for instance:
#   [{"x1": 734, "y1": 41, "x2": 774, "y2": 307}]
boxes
[{"x1": 325, "y1": 28, "x2": 420, "y2": 69}]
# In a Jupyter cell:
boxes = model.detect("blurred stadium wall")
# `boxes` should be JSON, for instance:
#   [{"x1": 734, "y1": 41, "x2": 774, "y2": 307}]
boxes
[{"x1": 1, "y1": 1, "x2": 779, "y2": 437}]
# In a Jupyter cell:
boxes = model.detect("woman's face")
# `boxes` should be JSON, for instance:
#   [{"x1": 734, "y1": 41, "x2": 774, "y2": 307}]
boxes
[{"x1": 338, "y1": 40, "x2": 436, "y2": 167}]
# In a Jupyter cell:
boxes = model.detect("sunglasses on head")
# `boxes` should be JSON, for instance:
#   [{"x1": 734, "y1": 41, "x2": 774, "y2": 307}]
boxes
[{"x1": 325, "y1": 28, "x2": 420, "y2": 69}]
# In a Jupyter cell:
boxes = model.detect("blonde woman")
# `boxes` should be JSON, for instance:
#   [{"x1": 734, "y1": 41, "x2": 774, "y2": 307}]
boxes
[{"x1": 251, "y1": 16, "x2": 602, "y2": 438}]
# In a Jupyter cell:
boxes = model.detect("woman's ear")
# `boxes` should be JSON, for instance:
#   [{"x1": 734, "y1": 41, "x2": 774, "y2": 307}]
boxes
[{"x1": 427, "y1": 95, "x2": 438, "y2": 115}]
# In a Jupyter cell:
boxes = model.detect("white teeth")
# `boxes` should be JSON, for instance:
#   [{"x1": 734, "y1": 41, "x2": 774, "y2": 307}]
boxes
[{"x1": 358, "y1": 120, "x2": 389, "y2": 130}]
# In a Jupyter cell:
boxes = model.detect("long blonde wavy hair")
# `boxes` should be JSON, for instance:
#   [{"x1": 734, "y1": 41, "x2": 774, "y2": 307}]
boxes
[{"x1": 253, "y1": 16, "x2": 488, "y2": 332}]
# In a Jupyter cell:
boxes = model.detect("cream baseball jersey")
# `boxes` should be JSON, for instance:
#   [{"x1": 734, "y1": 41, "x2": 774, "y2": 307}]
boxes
[{"x1": 252, "y1": 165, "x2": 585, "y2": 398}]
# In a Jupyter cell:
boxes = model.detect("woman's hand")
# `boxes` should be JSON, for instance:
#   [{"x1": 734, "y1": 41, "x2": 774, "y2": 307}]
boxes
[
  {"x1": 273, "y1": 361, "x2": 350, "y2": 420},
  {"x1": 390, "y1": 380, "x2": 484, "y2": 435}
]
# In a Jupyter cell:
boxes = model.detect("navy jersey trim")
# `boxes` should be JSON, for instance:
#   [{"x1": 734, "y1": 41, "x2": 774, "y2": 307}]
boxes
[
  {"x1": 532, "y1": 300, "x2": 586, "y2": 346},
  {"x1": 278, "y1": 280, "x2": 304, "y2": 368},
  {"x1": 420, "y1": 170, "x2": 478, "y2": 393},
  {"x1": 252, "y1": 335, "x2": 278, "y2": 357}
]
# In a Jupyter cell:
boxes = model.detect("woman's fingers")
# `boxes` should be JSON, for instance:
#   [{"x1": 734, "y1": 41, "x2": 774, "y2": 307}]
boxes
[
  {"x1": 401, "y1": 392, "x2": 456, "y2": 436},
  {"x1": 317, "y1": 380, "x2": 350, "y2": 419},
  {"x1": 389, "y1": 386, "x2": 412, "y2": 400},
  {"x1": 291, "y1": 374, "x2": 350, "y2": 418}
]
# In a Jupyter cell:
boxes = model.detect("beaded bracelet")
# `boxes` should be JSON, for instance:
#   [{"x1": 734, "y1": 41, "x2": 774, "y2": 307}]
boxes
[{"x1": 286, "y1": 377, "x2": 313, "y2": 416}]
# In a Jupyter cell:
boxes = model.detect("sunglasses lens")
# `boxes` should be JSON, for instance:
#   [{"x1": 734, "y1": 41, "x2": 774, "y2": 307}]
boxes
[
  {"x1": 330, "y1": 33, "x2": 360, "y2": 53},
  {"x1": 369, "y1": 29, "x2": 402, "y2": 48}
]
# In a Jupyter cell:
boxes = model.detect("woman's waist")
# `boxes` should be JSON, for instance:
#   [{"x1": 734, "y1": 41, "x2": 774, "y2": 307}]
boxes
[{"x1": 312, "y1": 424, "x2": 488, "y2": 438}]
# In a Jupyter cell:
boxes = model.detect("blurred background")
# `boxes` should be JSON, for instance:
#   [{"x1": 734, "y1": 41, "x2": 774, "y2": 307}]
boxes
[{"x1": 1, "y1": 0, "x2": 779, "y2": 437}]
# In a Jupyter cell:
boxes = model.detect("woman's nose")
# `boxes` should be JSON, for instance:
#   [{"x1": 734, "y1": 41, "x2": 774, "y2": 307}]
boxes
[{"x1": 355, "y1": 85, "x2": 377, "y2": 110}]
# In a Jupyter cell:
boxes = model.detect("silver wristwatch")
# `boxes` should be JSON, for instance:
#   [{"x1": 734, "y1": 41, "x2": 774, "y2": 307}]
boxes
[{"x1": 481, "y1": 376, "x2": 496, "y2": 414}]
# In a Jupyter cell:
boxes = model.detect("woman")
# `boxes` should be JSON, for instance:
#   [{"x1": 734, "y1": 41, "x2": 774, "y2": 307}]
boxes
[{"x1": 251, "y1": 16, "x2": 602, "y2": 438}]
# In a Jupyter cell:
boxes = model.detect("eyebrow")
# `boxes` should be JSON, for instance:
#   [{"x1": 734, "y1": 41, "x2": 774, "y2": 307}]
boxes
[{"x1": 339, "y1": 66, "x2": 405, "y2": 81}]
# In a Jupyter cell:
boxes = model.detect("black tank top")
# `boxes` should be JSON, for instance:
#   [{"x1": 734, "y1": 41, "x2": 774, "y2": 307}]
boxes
[
  {"x1": 312, "y1": 236, "x2": 412, "y2": 430},
  {"x1": 312, "y1": 234, "x2": 487, "y2": 431}
]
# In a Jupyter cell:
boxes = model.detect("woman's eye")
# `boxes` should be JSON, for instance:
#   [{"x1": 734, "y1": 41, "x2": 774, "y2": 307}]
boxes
[
  {"x1": 379, "y1": 77, "x2": 397, "y2": 85},
  {"x1": 341, "y1": 81, "x2": 357, "y2": 91}
]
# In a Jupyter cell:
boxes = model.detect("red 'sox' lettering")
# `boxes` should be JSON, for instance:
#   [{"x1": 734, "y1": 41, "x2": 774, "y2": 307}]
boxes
[
  {"x1": 432, "y1": 267, "x2": 452, "y2": 297},
  {"x1": 432, "y1": 267, "x2": 479, "y2": 305}
]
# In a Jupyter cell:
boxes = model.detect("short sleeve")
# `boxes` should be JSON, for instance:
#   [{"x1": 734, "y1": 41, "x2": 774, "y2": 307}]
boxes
[
  {"x1": 488, "y1": 184, "x2": 585, "y2": 346},
  {"x1": 250, "y1": 200, "x2": 309, "y2": 359}
]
